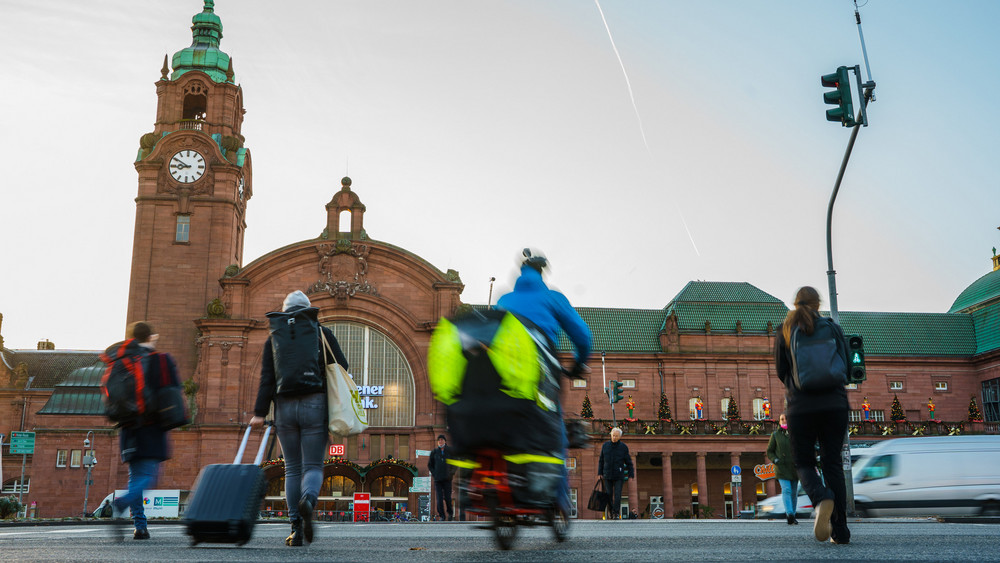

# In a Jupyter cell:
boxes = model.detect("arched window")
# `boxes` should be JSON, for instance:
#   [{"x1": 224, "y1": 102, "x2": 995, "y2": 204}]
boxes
[
  {"x1": 339, "y1": 210, "x2": 351, "y2": 233},
  {"x1": 752, "y1": 398, "x2": 766, "y2": 420},
  {"x1": 321, "y1": 475, "x2": 358, "y2": 498},
  {"x1": 326, "y1": 322, "x2": 415, "y2": 427},
  {"x1": 369, "y1": 475, "x2": 407, "y2": 498}
]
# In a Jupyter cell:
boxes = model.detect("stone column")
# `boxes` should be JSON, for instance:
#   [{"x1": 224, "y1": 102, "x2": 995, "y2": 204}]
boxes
[
  {"x1": 627, "y1": 452, "x2": 639, "y2": 518},
  {"x1": 696, "y1": 451, "x2": 708, "y2": 518},
  {"x1": 661, "y1": 452, "x2": 673, "y2": 518}
]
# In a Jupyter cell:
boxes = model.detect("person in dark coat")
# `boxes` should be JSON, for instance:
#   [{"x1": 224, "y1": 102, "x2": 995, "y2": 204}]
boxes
[
  {"x1": 250, "y1": 290, "x2": 349, "y2": 546},
  {"x1": 427, "y1": 434, "x2": 455, "y2": 520},
  {"x1": 598, "y1": 427, "x2": 634, "y2": 519},
  {"x1": 111, "y1": 321, "x2": 180, "y2": 540},
  {"x1": 766, "y1": 413, "x2": 799, "y2": 525},
  {"x1": 774, "y1": 286, "x2": 851, "y2": 545}
]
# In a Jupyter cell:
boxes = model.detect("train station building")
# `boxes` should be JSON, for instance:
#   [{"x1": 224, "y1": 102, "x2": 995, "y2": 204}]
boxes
[{"x1": 2, "y1": 1, "x2": 999, "y2": 520}]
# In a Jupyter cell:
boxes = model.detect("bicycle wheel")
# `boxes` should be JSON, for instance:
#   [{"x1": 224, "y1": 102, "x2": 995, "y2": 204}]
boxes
[
  {"x1": 487, "y1": 495, "x2": 518, "y2": 550},
  {"x1": 547, "y1": 507, "x2": 570, "y2": 542}
]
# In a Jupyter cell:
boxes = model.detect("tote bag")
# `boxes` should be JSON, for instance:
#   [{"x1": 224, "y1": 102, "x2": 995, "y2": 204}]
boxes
[
  {"x1": 322, "y1": 332, "x2": 369, "y2": 436},
  {"x1": 587, "y1": 477, "x2": 609, "y2": 512}
]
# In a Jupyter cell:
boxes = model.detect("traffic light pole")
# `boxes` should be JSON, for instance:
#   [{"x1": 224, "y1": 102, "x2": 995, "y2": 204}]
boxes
[{"x1": 826, "y1": 90, "x2": 872, "y2": 517}]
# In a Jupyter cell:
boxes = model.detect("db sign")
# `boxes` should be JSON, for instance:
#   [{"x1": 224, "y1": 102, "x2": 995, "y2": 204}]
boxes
[
  {"x1": 329, "y1": 444, "x2": 345, "y2": 456},
  {"x1": 754, "y1": 463, "x2": 776, "y2": 480}
]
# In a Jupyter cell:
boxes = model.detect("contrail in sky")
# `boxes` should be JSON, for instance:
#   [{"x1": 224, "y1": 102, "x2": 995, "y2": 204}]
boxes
[{"x1": 594, "y1": 0, "x2": 700, "y2": 256}]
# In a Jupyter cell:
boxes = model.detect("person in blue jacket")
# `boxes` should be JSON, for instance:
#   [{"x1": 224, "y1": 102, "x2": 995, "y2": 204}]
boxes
[{"x1": 496, "y1": 249, "x2": 593, "y2": 512}]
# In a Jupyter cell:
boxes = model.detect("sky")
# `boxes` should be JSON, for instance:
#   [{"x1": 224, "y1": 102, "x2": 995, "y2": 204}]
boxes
[{"x1": 1, "y1": 0, "x2": 998, "y2": 351}]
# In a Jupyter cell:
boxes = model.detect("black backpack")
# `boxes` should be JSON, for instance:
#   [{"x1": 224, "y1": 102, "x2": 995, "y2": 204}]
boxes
[
  {"x1": 266, "y1": 306, "x2": 324, "y2": 395},
  {"x1": 790, "y1": 317, "x2": 848, "y2": 393},
  {"x1": 99, "y1": 339, "x2": 151, "y2": 425}
]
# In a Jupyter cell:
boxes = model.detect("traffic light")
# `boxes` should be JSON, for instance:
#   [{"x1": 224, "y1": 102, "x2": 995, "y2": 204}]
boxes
[
  {"x1": 847, "y1": 334, "x2": 866, "y2": 383},
  {"x1": 822, "y1": 66, "x2": 856, "y2": 127},
  {"x1": 609, "y1": 380, "x2": 624, "y2": 404}
]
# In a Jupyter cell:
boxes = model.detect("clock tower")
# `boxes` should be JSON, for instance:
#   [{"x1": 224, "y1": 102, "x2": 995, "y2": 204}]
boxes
[{"x1": 127, "y1": 0, "x2": 251, "y2": 378}]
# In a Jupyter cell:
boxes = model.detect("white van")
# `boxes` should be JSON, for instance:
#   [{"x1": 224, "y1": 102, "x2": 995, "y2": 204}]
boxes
[{"x1": 852, "y1": 435, "x2": 1000, "y2": 517}]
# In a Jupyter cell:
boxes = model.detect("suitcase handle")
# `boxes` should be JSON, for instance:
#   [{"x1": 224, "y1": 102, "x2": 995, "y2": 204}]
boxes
[{"x1": 235, "y1": 424, "x2": 273, "y2": 465}]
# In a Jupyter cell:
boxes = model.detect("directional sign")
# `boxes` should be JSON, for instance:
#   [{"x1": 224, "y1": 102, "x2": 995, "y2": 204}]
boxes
[
  {"x1": 9, "y1": 431, "x2": 35, "y2": 455},
  {"x1": 730, "y1": 465, "x2": 741, "y2": 476}
]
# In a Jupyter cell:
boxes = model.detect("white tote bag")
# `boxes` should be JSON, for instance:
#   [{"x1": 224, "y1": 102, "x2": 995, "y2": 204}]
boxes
[{"x1": 322, "y1": 331, "x2": 369, "y2": 436}]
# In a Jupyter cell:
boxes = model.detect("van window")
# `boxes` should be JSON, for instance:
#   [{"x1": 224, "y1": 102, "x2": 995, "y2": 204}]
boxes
[{"x1": 861, "y1": 454, "x2": 894, "y2": 482}]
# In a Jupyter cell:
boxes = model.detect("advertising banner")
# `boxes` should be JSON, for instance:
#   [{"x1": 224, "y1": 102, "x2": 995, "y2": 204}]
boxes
[{"x1": 114, "y1": 489, "x2": 181, "y2": 518}]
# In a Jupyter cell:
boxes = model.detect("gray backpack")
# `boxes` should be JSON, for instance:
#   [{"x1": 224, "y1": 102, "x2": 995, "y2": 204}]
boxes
[{"x1": 790, "y1": 317, "x2": 848, "y2": 393}]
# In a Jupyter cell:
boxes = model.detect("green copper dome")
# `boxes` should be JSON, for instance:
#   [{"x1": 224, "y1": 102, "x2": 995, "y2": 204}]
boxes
[
  {"x1": 949, "y1": 268, "x2": 1000, "y2": 313},
  {"x1": 171, "y1": 0, "x2": 232, "y2": 83}
]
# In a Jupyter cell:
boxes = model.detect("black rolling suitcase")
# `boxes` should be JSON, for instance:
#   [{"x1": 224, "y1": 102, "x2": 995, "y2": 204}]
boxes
[{"x1": 184, "y1": 424, "x2": 273, "y2": 546}]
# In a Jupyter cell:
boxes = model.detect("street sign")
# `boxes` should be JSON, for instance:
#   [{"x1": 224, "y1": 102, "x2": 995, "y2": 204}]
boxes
[
  {"x1": 730, "y1": 465, "x2": 741, "y2": 476},
  {"x1": 9, "y1": 431, "x2": 35, "y2": 455},
  {"x1": 415, "y1": 449, "x2": 431, "y2": 457},
  {"x1": 410, "y1": 476, "x2": 431, "y2": 493},
  {"x1": 731, "y1": 474, "x2": 742, "y2": 483}
]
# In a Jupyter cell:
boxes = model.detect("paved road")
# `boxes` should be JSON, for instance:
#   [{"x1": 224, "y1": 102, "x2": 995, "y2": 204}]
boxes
[{"x1": 1, "y1": 518, "x2": 998, "y2": 562}]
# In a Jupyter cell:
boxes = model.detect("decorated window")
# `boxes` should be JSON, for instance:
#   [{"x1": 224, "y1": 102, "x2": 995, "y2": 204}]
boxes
[
  {"x1": 327, "y1": 322, "x2": 416, "y2": 427},
  {"x1": 889, "y1": 381, "x2": 903, "y2": 390},
  {"x1": 572, "y1": 379, "x2": 587, "y2": 388},
  {"x1": 934, "y1": 381, "x2": 948, "y2": 391},
  {"x1": 751, "y1": 398, "x2": 766, "y2": 420},
  {"x1": 621, "y1": 379, "x2": 636, "y2": 388}
]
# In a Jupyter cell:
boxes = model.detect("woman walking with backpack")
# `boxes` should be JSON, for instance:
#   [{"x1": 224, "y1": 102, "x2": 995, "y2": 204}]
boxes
[{"x1": 774, "y1": 286, "x2": 851, "y2": 545}]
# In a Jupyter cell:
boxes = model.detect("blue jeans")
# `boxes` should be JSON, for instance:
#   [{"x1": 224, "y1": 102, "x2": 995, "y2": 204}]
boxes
[
  {"x1": 118, "y1": 458, "x2": 160, "y2": 530},
  {"x1": 275, "y1": 392, "x2": 328, "y2": 520},
  {"x1": 778, "y1": 478, "x2": 799, "y2": 516}
]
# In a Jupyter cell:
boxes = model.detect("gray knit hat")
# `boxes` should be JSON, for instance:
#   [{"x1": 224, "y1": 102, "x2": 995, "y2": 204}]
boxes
[{"x1": 282, "y1": 290, "x2": 311, "y2": 312}]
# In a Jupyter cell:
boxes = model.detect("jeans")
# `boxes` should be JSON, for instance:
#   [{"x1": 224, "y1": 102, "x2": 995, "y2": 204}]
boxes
[
  {"x1": 778, "y1": 478, "x2": 799, "y2": 516},
  {"x1": 788, "y1": 408, "x2": 850, "y2": 542},
  {"x1": 434, "y1": 479, "x2": 453, "y2": 519},
  {"x1": 118, "y1": 458, "x2": 160, "y2": 530},
  {"x1": 275, "y1": 392, "x2": 328, "y2": 520}
]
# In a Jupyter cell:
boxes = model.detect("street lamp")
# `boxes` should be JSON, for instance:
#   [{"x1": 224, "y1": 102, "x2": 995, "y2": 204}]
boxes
[{"x1": 82, "y1": 431, "x2": 97, "y2": 517}]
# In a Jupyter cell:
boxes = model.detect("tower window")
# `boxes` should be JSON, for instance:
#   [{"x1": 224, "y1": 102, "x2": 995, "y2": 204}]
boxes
[
  {"x1": 339, "y1": 210, "x2": 351, "y2": 233},
  {"x1": 175, "y1": 215, "x2": 190, "y2": 242}
]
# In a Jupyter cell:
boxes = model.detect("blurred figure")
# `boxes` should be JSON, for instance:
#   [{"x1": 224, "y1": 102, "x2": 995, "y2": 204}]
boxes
[
  {"x1": 598, "y1": 427, "x2": 634, "y2": 519},
  {"x1": 428, "y1": 434, "x2": 455, "y2": 521},
  {"x1": 767, "y1": 413, "x2": 799, "y2": 525},
  {"x1": 250, "y1": 290, "x2": 349, "y2": 546},
  {"x1": 111, "y1": 321, "x2": 181, "y2": 540},
  {"x1": 496, "y1": 249, "x2": 592, "y2": 513},
  {"x1": 774, "y1": 286, "x2": 850, "y2": 544}
]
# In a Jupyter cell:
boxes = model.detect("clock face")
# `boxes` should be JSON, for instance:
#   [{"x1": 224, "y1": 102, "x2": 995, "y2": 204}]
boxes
[{"x1": 169, "y1": 150, "x2": 206, "y2": 183}]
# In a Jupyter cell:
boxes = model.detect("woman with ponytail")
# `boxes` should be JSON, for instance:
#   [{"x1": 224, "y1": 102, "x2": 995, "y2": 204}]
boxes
[{"x1": 774, "y1": 286, "x2": 851, "y2": 545}]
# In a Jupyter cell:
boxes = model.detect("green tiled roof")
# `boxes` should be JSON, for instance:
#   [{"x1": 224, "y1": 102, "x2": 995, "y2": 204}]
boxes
[
  {"x1": 834, "y1": 312, "x2": 976, "y2": 357},
  {"x1": 667, "y1": 281, "x2": 785, "y2": 305},
  {"x1": 949, "y1": 268, "x2": 1000, "y2": 313},
  {"x1": 970, "y1": 304, "x2": 1000, "y2": 355},
  {"x1": 665, "y1": 281, "x2": 788, "y2": 334},
  {"x1": 558, "y1": 308, "x2": 666, "y2": 353},
  {"x1": 37, "y1": 364, "x2": 105, "y2": 416}
]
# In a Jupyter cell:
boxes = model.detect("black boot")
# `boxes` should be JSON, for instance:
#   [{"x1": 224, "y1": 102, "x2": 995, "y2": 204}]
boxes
[
  {"x1": 786, "y1": 514, "x2": 795, "y2": 525},
  {"x1": 298, "y1": 498, "x2": 315, "y2": 544},
  {"x1": 285, "y1": 518, "x2": 303, "y2": 546}
]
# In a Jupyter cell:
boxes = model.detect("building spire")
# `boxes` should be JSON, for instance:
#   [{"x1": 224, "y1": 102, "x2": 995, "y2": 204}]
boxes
[{"x1": 169, "y1": 0, "x2": 232, "y2": 83}]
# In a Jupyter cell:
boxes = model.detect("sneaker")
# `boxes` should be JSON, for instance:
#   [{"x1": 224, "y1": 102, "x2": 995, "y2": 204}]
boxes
[
  {"x1": 813, "y1": 499, "x2": 834, "y2": 542},
  {"x1": 133, "y1": 528, "x2": 150, "y2": 540},
  {"x1": 298, "y1": 498, "x2": 314, "y2": 544}
]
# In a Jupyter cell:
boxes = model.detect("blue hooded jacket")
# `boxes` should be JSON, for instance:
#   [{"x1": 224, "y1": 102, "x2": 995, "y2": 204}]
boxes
[{"x1": 496, "y1": 266, "x2": 592, "y2": 364}]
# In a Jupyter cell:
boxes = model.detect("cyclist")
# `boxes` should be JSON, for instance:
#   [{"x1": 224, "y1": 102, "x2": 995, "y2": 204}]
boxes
[{"x1": 496, "y1": 249, "x2": 593, "y2": 512}]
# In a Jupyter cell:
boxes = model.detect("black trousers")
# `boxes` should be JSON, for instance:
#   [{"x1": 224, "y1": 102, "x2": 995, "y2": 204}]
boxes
[
  {"x1": 787, "y1": 408, "x2": 850, "y2": 542},
  {"x1": 434, "y1": 479, "x2": 453, "y2": 519},
  {"x1": 607, "y1": 478, "x2": 625, "y2": 519}
]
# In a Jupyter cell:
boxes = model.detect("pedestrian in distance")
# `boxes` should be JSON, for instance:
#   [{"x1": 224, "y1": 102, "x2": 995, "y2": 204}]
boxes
[
  {"x1": 774, "y1": 286, "x2": 851, "y2": 544},
  {"x1": 766, "y1": 413, "x2": 799, "y2": 525},
  {"x1": 110, "y1": 321, "x2": 181, "y2": 540},
  {"x1": 428, "y1": 434, "x2": 456, "y2": 521},
  {"x1": 598, "y1": 427, "x2": 634, "y2": 520},
  {"x1": 250, "y1": 290, "x2": 349, "y2": 546}
]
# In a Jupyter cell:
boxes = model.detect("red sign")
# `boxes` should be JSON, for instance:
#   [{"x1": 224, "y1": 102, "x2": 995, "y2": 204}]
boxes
[
  {"x1": 353, "y1": 492, "x2": 370, "y2": 522},
  {"x1": 754, "y1": 463, "x2": 776, "y2": 480},
  {"x1": 329, "y1": 444, "x2": 345, "y2": 456}
]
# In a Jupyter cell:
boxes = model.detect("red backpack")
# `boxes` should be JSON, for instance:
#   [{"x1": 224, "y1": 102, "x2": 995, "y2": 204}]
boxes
[{"x1": 99, "y1": 339, "x2": 150, "y2": 425}]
